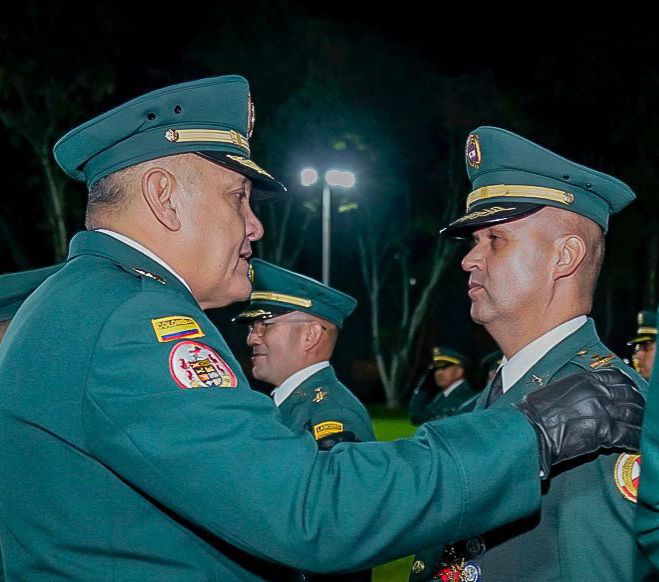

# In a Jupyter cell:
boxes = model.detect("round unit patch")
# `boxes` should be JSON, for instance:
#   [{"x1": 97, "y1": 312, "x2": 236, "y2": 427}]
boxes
[
  {"x1": 614, "y1": 453, "x2": 641, "y2": 503},
  {"x1": 169, "y1": 340, "x2": 237, "y2": 389}
]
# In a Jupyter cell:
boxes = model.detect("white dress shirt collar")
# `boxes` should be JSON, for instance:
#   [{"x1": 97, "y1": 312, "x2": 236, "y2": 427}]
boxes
[
  {"x1": 272, "y1": 361, "x2": 330, "y2": 407},
  {"x1": 96, "y1": 229, "x2": 192, "y2": 292},
  {"x1": 442, "y1": 379, "x2": 465, "y2": 398},
  {"x1": 499, "y1": 315, "x2": 588, "y2": 392}
]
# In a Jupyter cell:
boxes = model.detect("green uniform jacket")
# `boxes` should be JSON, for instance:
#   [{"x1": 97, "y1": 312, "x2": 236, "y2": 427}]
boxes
[
  {"x1": 636, "y1": 311, "x2": 659, "y2": 579},
  {"x1": 278, "y1": 365, "x2": 375, "y2": 445},
  {"x1": 278, "y1": 365, "x2": 375, "y2": 582},
  {"x1": 0, "y1": 232, "x2": 542, "y2": 581},
  {"x1": 409, "y1": 379, "x2": 475, "y2": 425},
  {"x1": 410, "y1": 319, "x2": 647, "y2": 582}
]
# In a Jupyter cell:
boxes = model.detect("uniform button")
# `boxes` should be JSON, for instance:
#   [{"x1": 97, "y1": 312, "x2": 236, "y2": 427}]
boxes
[{"x1": 412, "y1": 560, "x2": 425, "y2": 574}]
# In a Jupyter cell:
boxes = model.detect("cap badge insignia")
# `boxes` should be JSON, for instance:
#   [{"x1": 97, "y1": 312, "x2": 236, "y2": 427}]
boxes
[
  {"x1": 466, "y1": 133, "x2": 482, "y2": 169},
  {"x1": 247, "y1": 93, "x2": 256, "y2": 138}
]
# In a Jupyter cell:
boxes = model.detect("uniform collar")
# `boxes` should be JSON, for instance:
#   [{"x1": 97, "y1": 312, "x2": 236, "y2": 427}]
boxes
[
  {"x1": 95, "y1": 229, "x2": 192, "y2": 292},
  {"x1": 271, "y1": 361, "x2": 330, "y2": 407},
  {"x1": 499, "y1": 315, "x2": 588, "y2": 392},
  {"x1": 442, "y1": 379, "x2": 466, "y2": 397},
  {"x1": 67, "y1": 231, "x2": 195, "y2": 301}
]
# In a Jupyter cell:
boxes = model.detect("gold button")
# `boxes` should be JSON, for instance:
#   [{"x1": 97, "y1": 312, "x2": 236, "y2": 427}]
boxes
[
  {"x1": 411, "y1": 560, "x2": 425, "y2": 574},
  {"x1": 164, "y1": 128, "x2": 180, "y2": 142},
  {"x1": 563, "y1": 192, "x2": 575, "y2": 204}
]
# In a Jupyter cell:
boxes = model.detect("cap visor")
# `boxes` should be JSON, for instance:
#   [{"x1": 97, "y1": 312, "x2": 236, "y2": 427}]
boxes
[
  {"x1": 233, "y1": 305, "x2": 293, "y2": 324},
  {"x1": 440, "y1": 203, "x2": 542, "y2": 239},
  {"x1": 196, "y1": 152, "x2": 287, "y2": 202},
  {"x1": 627, "y1": 335, "x2": 656, "y2": 346}
]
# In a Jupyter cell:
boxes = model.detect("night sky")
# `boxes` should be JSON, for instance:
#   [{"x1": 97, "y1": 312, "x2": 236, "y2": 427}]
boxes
[{"x1": 1, "y1": 6, "x2": 656, "y2": 401}]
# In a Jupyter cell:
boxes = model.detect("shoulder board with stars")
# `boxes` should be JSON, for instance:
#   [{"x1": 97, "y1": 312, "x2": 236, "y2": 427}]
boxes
[{"x1": 575, "y1": 349, "x2": 616, "y2": 369}]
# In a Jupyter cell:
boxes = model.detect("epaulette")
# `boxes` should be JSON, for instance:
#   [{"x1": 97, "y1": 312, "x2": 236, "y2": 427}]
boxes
[{"x1": 573, "y1": 348, "x2": 617, "y2": 370}]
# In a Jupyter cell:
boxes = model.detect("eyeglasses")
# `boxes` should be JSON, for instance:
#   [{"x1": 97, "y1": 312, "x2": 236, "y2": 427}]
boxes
[
  {"x1": 247, "y1": 318, "x2": 325, "y2": 338},
  {"x1": 634, "y1": 342, "x2": 655, "y2": 353}
]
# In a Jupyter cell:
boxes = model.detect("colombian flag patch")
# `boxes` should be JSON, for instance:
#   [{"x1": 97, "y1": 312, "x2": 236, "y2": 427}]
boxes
[{"x1": 151, "y1": 316, "x2": 205, "y2": 343}]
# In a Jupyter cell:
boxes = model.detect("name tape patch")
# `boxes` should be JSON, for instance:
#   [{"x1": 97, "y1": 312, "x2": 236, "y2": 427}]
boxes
[
  {"x1": 313, "y1": 421, "x2": 344, "y2": 440},
  {"x1": 152, "y1": 316, "x2": 205, "y2": 343}
]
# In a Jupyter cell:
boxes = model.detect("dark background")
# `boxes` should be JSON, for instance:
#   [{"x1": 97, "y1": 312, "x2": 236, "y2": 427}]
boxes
[{"x1": 1, "y1": 5, "x2": 657, "y2": 403}]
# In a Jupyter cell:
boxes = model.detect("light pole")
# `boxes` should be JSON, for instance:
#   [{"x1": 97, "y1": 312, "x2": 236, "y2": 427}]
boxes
[{"x1": 300, "y1": 168, "x2": 356, "y2": 285}]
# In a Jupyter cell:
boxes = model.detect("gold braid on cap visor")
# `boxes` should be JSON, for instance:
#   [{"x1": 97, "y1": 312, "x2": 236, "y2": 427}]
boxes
[{"x1": 466, "y1": 185, "x2": 575, "y2": 211}]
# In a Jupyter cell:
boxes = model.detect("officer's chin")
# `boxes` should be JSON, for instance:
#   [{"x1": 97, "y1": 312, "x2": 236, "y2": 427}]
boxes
[{"x1": 198, "y1": 279, "x2": 251, "y2": 309}]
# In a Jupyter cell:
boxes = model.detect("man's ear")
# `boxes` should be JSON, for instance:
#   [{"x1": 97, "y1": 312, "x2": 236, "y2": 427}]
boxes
[
  {"x1": 302, "y1": 321, "x2": 324, "y2": 352},
  {"x1": 142, "y1": 167, "x2": 181, "y2": 231},
  {"x1": 554, "y1": 235, "x2": 587, "y2": 280}
]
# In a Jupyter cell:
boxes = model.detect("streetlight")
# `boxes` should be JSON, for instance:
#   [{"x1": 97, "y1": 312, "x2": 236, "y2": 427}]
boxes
[{"x1": 300, "y1": 168, "x2": 356, "y2": 285}]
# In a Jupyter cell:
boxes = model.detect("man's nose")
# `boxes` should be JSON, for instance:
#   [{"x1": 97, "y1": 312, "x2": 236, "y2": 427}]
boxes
[
  {"x1": 245, "y1": 203, "x2": 264, "y2": 242},
  {"x1": 461, "y1": 243, "x2": 484, "y2": 272},
  {"x1": 246, "y1": 328, "x2": 262, "y2": 347}
]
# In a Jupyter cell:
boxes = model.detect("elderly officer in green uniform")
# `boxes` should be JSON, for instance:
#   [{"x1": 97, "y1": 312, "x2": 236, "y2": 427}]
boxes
[
  {"x1": 410, "y1": 127, "x2": 648, "y2": 582},
  {"x1": 409, "y1": 347, "x2": 475, "y2": 425},
  {"x1": 636, "y1": 306, "x2": 659, "y2": 577},
  {"x1": 236, "y1": 258, "x2": 374, "y2": 581},
  {"x1": 629, "y1": 309, "x2": 657, "y2": 381},
  {"x1": 0, "y1": 80, "x2": 645, "y2": 581}
]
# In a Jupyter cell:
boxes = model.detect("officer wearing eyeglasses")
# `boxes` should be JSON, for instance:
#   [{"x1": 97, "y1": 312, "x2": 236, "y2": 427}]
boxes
[
  {"x1": 236, "y1": 259, "x2": 374, "y2": 581},
  {"x1": 236, "y1": 259, "x2": 375, "y2": 449}
]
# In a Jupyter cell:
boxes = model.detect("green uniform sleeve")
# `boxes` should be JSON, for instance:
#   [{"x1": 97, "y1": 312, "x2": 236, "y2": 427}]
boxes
[{"x1": 82, "y1": 291, "x2": 541, "y2": 573}]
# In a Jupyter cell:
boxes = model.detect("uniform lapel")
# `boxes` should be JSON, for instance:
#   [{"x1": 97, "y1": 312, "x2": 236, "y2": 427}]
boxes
[
  {"x1": 475, "y1": 319, "x2": 600, "y2": 409},
  {"x1": 278, "y1": 366, "x2": 335, "y2": 417}
]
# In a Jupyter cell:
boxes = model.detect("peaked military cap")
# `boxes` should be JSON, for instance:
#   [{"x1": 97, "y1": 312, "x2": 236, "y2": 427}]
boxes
[
  {"x1": 0, "y1": 264, "x2": 63, "y2": 321},
  {"x1": 628, "y1": 310, "x2": 657, "y2": 345},
  {"x1": 234, "y1": 259, "x2": 357, "y2": 328},
  {"x1": 442, "y1": 126, "x2": 636, "y2": 238},
  {"x1": 53, "y1": 75, "x2": 285, "y2": 200},
  {"x1": 431, "y1": 346, "x2": 468, "y2": 369}
]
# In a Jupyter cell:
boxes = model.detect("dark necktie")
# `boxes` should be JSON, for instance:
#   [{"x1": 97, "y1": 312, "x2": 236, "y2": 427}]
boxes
[{"x1": 486, "y1": 368, "x2": 504, "y2": 407}]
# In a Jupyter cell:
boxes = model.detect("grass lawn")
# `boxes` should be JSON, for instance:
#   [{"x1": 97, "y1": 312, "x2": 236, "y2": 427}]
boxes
[{"x1": 368, "y1": 406, "x2": 418, "y2": 582}]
